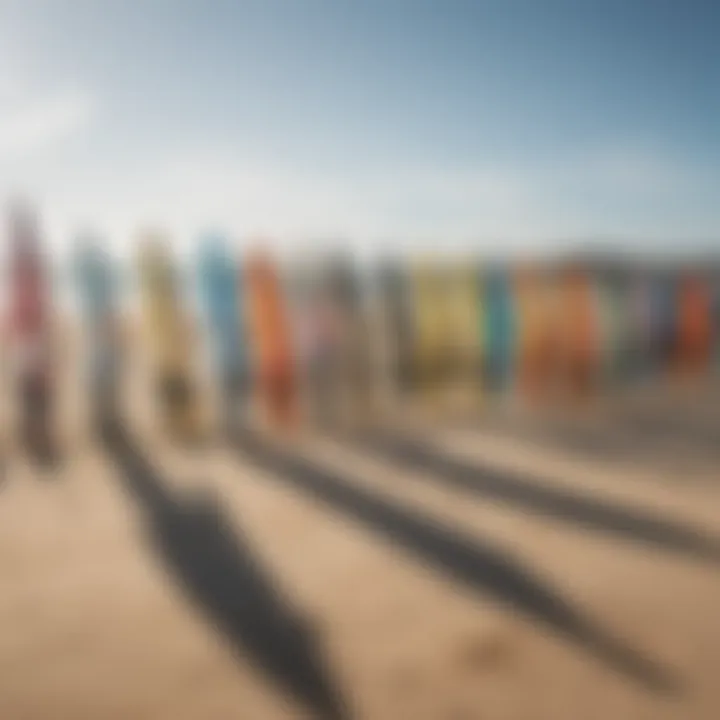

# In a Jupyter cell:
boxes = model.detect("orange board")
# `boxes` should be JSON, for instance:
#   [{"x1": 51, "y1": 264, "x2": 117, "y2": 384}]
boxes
[
  {"x1": 561, "y1": 265, "x2": 600, "y2": 398},
  {"x1": 676, "y1": 272, "x2": 713, "y2": 374},
  {"x1": 244, "y1": 253, "x2": 297, "y2": 428}
]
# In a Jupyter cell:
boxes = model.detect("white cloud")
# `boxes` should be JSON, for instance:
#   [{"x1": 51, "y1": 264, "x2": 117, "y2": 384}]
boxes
[{"x1": 0, "y1": 87, "x2": 94, "y2": 158}]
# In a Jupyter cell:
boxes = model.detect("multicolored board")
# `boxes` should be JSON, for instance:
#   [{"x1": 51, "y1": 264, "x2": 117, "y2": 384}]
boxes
[
  {"x1": 136, "y1": 237, "x2": 202, "y2": 441},
  {"x1": 7, "y1": 206, "x2": 55, "y2": 461}
]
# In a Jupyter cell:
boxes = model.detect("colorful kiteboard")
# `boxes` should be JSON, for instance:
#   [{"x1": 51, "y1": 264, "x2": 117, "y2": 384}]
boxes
[
  {"x1": 7, "y1": 205, "x2": 56, "y2": 462},
  {"x1": 136, "y1": 237, "x2": 202, "y2": 441},
  {"x1": 73, "y1": 237, "x2": 122, "y2": 433},
  {"x1": 196, "y1": 235, "x2": 247, "y2": 431},
  {"x1": 244, "y1": 252, "x2": 297, "y2": 429}
]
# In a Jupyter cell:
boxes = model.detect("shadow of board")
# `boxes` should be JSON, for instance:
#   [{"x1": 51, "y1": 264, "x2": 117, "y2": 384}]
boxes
[
  {"x1": 474, "y1": 403, "x2": 720, "y2": 468},
  {"x1": 614, "y1": 407, "x2": 720, "y2": 454},
  {"x1": 465, "y1": 411, "x2": 705, "y2": 476},
  {"x1": 101, "y1": 421, "x2": 350, "y2": 720},
  {"x1": 347, "y1": 430, "x2": 720, "y2": 565},
  {"x1": 231, "y1": 426, "x2": 680, "y2": 696}
]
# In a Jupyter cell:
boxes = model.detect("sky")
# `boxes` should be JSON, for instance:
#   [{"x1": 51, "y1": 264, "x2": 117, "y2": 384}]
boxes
[{"x1": 0, "y1": 0, "x2": 719, "y2": 260}]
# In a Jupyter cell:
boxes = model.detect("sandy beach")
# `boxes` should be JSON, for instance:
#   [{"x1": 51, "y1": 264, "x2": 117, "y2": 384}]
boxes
[{"x1": 0, "y1": 328, "x2": 718, "y2": 720}]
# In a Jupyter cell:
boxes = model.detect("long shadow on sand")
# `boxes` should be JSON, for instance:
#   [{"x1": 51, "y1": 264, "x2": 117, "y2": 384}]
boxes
[
  {"x1": 231, "y1": 426, "x2": 678, "y2": 695},
  {"x1": 102, "y1": 421, "x2": 349, "y2": 720},
  {"x1": 614, "y1": 408, "x2": 720, "y2": 452},
  {"x1": 344, "y1": 430, "x2": 720, "y2": 565},
  {"x1": 471, "y1": 406, "x2": 720, "y2": 470},
  {"x1": 477, "y1": 414, "x2": 673, "y2": 459}
]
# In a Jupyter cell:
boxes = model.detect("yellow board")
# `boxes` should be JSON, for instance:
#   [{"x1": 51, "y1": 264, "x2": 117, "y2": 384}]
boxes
[
  {"x1": 136, "y1": 237, "x2": 202, "y2": 440},
  {"x1": 409, "y1": 259, "x2": 448, "y2": 406},
  {"x1": 409, "y1": 258, "x2": 482, "y2": 411}
]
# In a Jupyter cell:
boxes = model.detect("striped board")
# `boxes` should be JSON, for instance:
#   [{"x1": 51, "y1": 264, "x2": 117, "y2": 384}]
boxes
[
  {"x1": 136, "y1": 237, "x2": 202, "y2": 441},
  {"x1": 196, "y1": 235, "x2": 247, "y2": 430},
  {"x1": 7, "y1": 206, "x2": 56, "y2": 462},
  {"x1": 243, "y1": 252, "x2": 297, "y2": 429},
  {"x1": 73, "y1": 237, "x2": 122, "y2": 432}
]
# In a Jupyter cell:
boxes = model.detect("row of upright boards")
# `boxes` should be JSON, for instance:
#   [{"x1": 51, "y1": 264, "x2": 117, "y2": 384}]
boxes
[
  {"x1": 88, "y1": 239, "x2": 720, "y2": 439},
  {"x1": 6, "y1": 213, "x2": 720, "y2": 450}
]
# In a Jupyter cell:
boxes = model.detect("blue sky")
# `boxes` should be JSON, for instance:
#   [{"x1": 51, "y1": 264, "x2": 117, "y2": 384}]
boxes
[{"x1": 0, "y1": 0, "x2": 718, "y2": 257}]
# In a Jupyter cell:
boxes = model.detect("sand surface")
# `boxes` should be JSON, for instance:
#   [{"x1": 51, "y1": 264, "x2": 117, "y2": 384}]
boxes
[{"x1": 0, "y1": 331, "x2": 719, "y2": 719}]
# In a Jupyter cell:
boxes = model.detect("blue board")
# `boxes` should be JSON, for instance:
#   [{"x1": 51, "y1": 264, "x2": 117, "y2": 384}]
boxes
[
  {"x1": 196, "y1": 235, "x2": 247, "y2": 411},
  {"x1": 483, "y1": 267, "x2": 515, "y2": 392},
  {"x1": 74, "y1": 240, "x2": 117, "y2": 325},
  {"x1": 73, "y1": 239, "x2": 121, "y2": 425}
]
